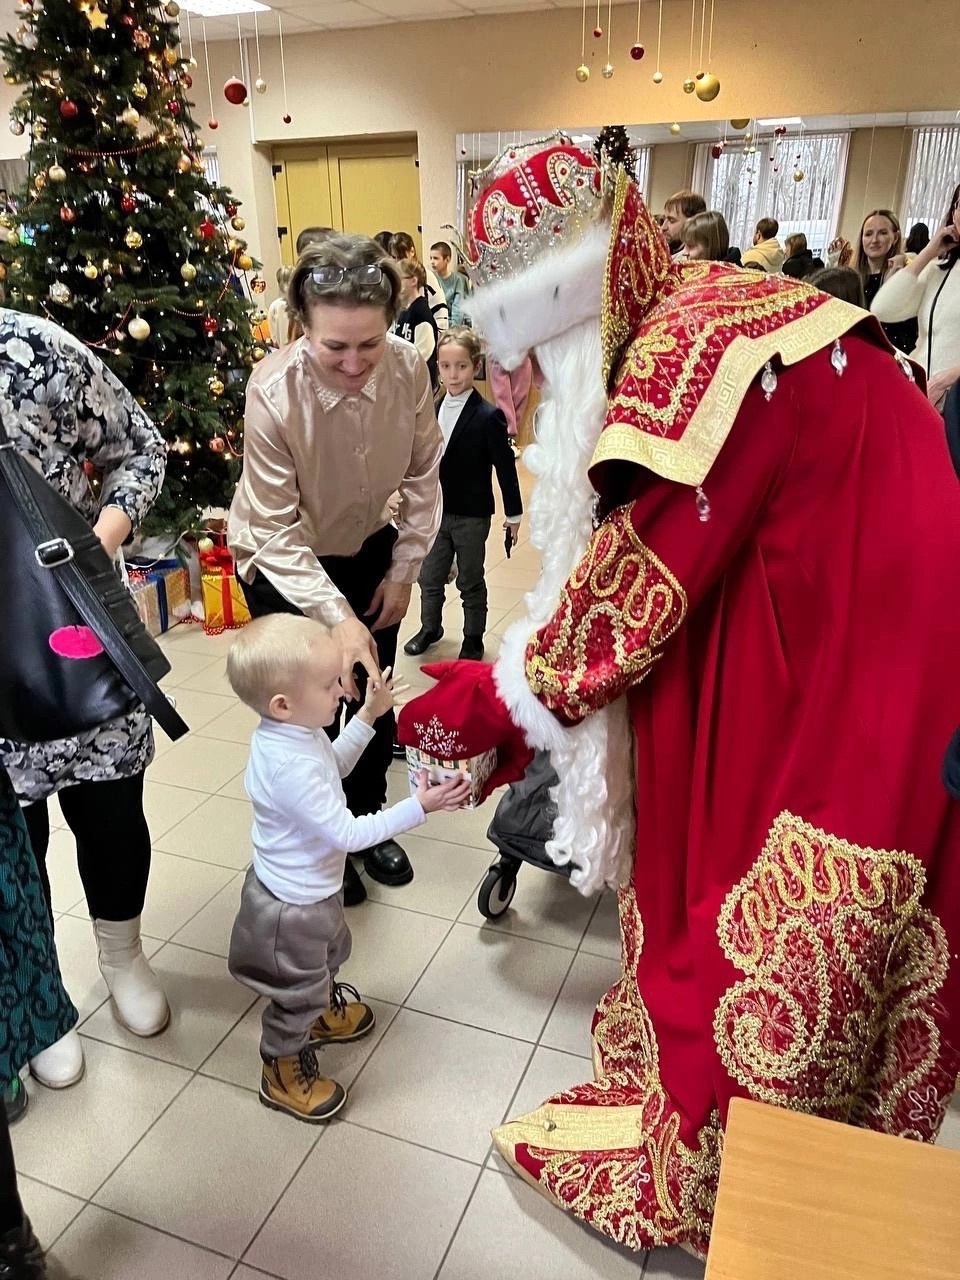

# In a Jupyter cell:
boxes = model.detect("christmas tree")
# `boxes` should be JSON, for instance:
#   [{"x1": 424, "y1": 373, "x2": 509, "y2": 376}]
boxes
[{"x1": 0, "y1": 0, "x2": 266, "y2": 533}]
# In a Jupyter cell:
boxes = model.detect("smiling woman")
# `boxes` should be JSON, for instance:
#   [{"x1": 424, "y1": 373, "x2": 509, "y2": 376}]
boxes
[{"x1": 227, "y1": 232, "x2": 443, "y2": 904}]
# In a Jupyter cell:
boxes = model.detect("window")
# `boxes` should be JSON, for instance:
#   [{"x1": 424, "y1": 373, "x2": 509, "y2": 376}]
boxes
[
  {"x1": 202, "y1": 147, "x2": 221, "y2": 187},
  {"x1": 694, "y1": 132, "x2": 850, "y2": 257},
  {"x1": 902, "y1": 126, "x2": 960, "y2": 232}
]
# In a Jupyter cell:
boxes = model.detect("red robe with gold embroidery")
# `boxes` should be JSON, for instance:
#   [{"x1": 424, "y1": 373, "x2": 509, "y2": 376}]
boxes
[{"x1": 491, "y1": 181, "x2": 960, "y2": 1256}]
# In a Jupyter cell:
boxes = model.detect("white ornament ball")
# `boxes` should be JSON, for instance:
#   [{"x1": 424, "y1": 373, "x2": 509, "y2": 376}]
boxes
[
  {"x1": 9, "y1": 120, "x2": 24, "y2": 136},
  {"x1": 127, "y1": 316, "x2": 151, "y2": 341},
  {"x1": 601, "y1": 62, "x2": 614, "y2": 79},
  {"x1": 47, "y1": 163, "x2": 66, "y2": 183},
  {"x1": 652, "y1": 69, "x2": 664, "y2": 84},
  {"x1": 49, "y1": 281, "x2": 71, "y2": 304},
  {"x1": 669, "y1": 122, "x2": 682, "y2": 135},
  {"x1": 255, "y1": 76, "x2": 267, "y2": 94}
]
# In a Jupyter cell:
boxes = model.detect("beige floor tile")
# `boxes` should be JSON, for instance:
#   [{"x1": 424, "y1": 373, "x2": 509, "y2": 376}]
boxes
[
  {"x1": 364, "y1": 833, "x2": 493, "y2": 920},
  {"x1": 245, "y1": 1122, "x2": 477, "y2": 1280},
  {"x1": 155, "y1": 794, "x2": 254, "y2": 870},
  {"x1": 485, "y1": 584, "x2": 528, "y2": 614},
  {"x1": 18, "y1": 1176, "x2": 85, "y2": 1247},
  {"x1": 579, "y1": 889, "x2": 622, "y2": 961},
  {"x1": 176, "y1": 657, "x2": 234, "y2": 697},
  {"x1": 509, "y1": 1044, "x2": 593, "y2": 1116},
  {"x1": 81, "y1": 942, "x2": 255, "y2": 1070},
  {"x1": 199, "y1": 996, "x2": 399, "y2": 1093},
  {"x1": 125, "y1": 852, "x2": 236, "y2": 942},
  {"x1": 437, "y1": 1169, "x2": 640, "y2": 1280},
  {"x1": 231, "y1": 1268, "x2": 280, "y2": 1280},
  {"x1": 95, "y1": 1075, "x2": 318, "y2": 1257},
  {"x1": 218, "y1": 770, "x2": 251, "y2": 801},
  {"x1": 49, "y1": 1205, "x2": 235, "y2": 1280},
  {"x1": 463, "y1": 865, "x2": 597, "y2": 950},
  {"x1": 14, "y1": 1039, "x2": 189, "y2": 1198},
  {"x1": 44, "y1": 826, "x2": 86, "y2": 915},
  {"x1": 173, "y1": 873, "x2": 245, "y2": 957},
  {"x1": 195, "y1": 700, "x2": 260, "y2": 745},
  {"x1": 644, "y1": 1247, "x2": 705, "y2": 1277},
  {"x1": 407, "y1": 923, "x2": 573, "y2": 1042},
  {"x1": 160, "y1": 649, "x2": 225, "y2": 689},
  {"x1": 346, "y1": 1008, "x2": 531, "y2": 1163},
  {"x1": 339, "y1": 900, "x2": 451, "y2": 1003},
  {"x1": 148, "y1": 736, "x2": 251, "y2": 794},
  {"x1": 156, "y1": 687, "x2": 236, "y2": 737},
  {"x1": 160, "y1": 625, "x2": 239, "y2": 658},
  {"x1": 540, "y1": 951, "x2": 622, "y2": 1058},
  {"x1": 140, "y1": 780, "x2": 207, "y2": 838}
]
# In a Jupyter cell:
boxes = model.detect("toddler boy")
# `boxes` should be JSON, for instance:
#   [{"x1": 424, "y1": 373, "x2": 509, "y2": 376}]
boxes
[{"x1": 226, "y1": 614, "x2": 469, "y2": 1123}]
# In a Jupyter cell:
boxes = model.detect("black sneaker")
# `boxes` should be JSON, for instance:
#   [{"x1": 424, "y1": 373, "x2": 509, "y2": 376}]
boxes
[
  {"x1": 0, "y1": 1216, "x2": 46, "y2": 1278},
  {"x1": 3, "y1": 1077, "x2": 27, "y2": 1126},
  {"x1": 403, "y1": 627, "x2": 443, "y2": 656}
]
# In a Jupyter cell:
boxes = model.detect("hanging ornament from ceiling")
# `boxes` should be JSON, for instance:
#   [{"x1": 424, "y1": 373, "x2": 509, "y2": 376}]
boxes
[
  {"x1": 600, "y1": 0, "x2": 613, "y2": 77},
  {"x1": 629, "y1": 0, "x2": 644, "y2": 60},
  {"x1": 279, "y1": 13, "x2": 292, "y2": 122},
  {"x1": 224, "y1": 15, "x2": 249, "y2": 104},
  {"x1": 253, "y1": 12, "x2": 267, "y2": 92},
  {"x1": 694, "y1": 0, "x2": 720, "y2": 101},
  {"x1": 682, "y1": 0, "x2": 696, "y2": 92},
  {"x1": 574, "y1": 0, "x2": 590, "y2": 82},
  {"x1": 201, "y1": 19, "x2": 219, "y2": 134},
  {"x1": 592, "y1": 0, "x2": 602, "y2": 37}
]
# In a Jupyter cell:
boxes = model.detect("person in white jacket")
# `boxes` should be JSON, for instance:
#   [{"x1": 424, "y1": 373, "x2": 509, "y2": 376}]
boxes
[
  {"x1": 741, "y1": 217, "x2": 785, "y2": 272},
  {"x1": 871, "y1": 182, "x2": 960, "y2": 407}
]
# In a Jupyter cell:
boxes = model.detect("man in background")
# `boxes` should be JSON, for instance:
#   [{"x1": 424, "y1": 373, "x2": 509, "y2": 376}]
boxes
[{"x1": 661, "y1": 189, "x2": 706, "y2": 258}]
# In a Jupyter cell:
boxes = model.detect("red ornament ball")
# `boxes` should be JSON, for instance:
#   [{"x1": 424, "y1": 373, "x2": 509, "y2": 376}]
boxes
[
  {"x1": 167, "y1": 99, "x2": 181, "y2": 116},
  {"x1": 119, "y1": 193, "x2": 136, "y2": 214},
  {"x1": 202, "y1": 316, "x2": 219, "y2": 337},
  {"x1": 209, "y1": 436, "x2": 226, "y2": 453},
  {"x1": 711, "y1": 143, "x2": 723, "y2": 159},
  {"x1": 592, "y1": 25, "x2": 603, "y2": 37},
  {"x1": 629, "y1": 42, "x2": 645, "y2": 60},
  {"x1": 198, "y1": 217, "x2": 215, "y2": 239},
  {"x1": 225, "y1": 203, "x2": 237, "y2": 217},
  {"x1": 223, "y1": 77, "x2": 247, "y2": 105},
  {"x1": 207, "y1": 117, "x2": 219, "y2": 131},
  {"x1": 59, "y1": 204, "x2": 76, "y2": 223},
  {"x1": 59, "y1": 98, "x2": 78, "y2": 120},
  {"x1": 183, "y1": 73, "x2": 193, "y2": 89},
  {"x1": 282, "y1": 112, "x2": 292, "y2": 124}
]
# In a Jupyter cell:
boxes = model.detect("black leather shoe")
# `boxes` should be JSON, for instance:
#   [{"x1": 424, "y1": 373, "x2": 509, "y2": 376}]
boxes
[
  {"x1": 391, "y1": 739, "x2": 407, "y2": 761},
  {"x1": 403, "y1": 626, "x2": 443, "y2": 656},
  {"x1": 342, "y1": 858, "x2": 367, "y2": 907},
  {"x1": 0, "y1": 1217, "x2": 46, "y2": 1278},
  {"x1": 363, "y1": 840, "x2": 413, "y2": 886},
  {"x1": 459, "y1": 636, "x2": 485, "y2": 661}
]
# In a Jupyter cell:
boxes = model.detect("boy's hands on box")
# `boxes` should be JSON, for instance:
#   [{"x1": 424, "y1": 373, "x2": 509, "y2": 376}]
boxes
[
  {"x1": 359, "y1": 666, "x2": 409, "y2": 726},
  {"x1": 415, "y1": 770, "x2": 472, "y2": 813}
]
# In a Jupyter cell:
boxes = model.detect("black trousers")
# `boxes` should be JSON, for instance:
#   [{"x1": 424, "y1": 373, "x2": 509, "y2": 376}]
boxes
[
  {"x1": 239, "y1": 525, "x2": 399, "y2": 818},
  {"x1": 23, "y1": 772, "x2": 151, "y2": 926},
  {"x1": 0, "y1": 1104, "x2": 22, "y2": 1235}
]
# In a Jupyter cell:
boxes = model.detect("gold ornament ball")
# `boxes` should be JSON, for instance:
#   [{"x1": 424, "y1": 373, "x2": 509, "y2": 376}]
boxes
[
  {"x1": 162, "y1": 47, "x2": 178, "y2": 67},
  {"x1": 226, "y1": 236, "x2": 242, "y2": 253},
  {"x1": 164, "y1": 0, "x2": 180, "y2": 14},
  {"x1": 33, "y1": 174, "x2": 45, "y2": 191},
  {"x1": 669, "y1": 123, "x2": 682, "y2": 135},
  {"x1": 695, "y1": 72, "x2": 720, "y2": 102},
  {"x1": 131, "y1": 80, "x2": 148, "y2": 100},
  {"x1": 252, "y1": 345, "x2": 266, "y2": 362},
  {"x1": 176, "y1": 154, "x2": 192, "y2": 173},
  {"x1": 32, "y1": 119, "x2": 46, "y2": 138},
  {"x1": 127, "y1": 316, "x2": 150, "y2": 341},
  {"x1": 601, "y1": 61, "x2": 614, "y2": 79},
  {"x1": 180, "y1": 262, "x2": 197, "y2": 281},
  {"x1": 120, "y1": 105, "x2": 140, "y2": 127},
  {"x1": 83, "y1": 262, "x2": 98, "y2": 279},
  {"x1": 652, "y1": 69, "x2": 664, "y2": 84},
  {"x1": 793, "y1": 168, "x2": 805, "y2": 183},
  {"x1": 207, "y1": 376, "x2": 225, "y2": 397},
  {"x1": 575, "y1": 63, "x2": 590, "y2": 82},
  {"x1": 237, "y1": 252, "x2": 253, "y2": 271},
  {"x1": 254, "y1": 76, "x2": 267, "y2": 94},
  {"x1": 125, "y1": 229, "x2": 143, "y2": 249},
  {"x1": 682, "y1": 77, "x2": 696, "y2": 93},
  {"x1": 230, "y1": 215, "x2": 245, "y2": 231},
  {"x1": 730, "y1": 117, "x2": 750, "y2": 130},
  {"x1": 3, "y1": 73, "x2": 16, "y2": 86},
  {"x1": 47, "y1": 163, "x2": 66, "y2": 183}
]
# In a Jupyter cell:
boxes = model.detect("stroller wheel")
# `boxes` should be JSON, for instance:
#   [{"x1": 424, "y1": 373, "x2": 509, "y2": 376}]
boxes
[{"x1": 478, "y1": 866, "x2": 517, "y2": 919}]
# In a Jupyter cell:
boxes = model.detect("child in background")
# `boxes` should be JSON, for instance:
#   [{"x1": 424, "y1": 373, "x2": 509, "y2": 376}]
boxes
[
  {"x1": 429, "y1": 241, "x2": 470, "y2": 326},
  {"x1": 226, "y1": 615, "x2": 469, "y2": 1124},
  {"x1": 404, "y1": 327, "x2": 522, "y2": 662},
  {"x1": 268, "y1": 265, "x2": 292, "y2": 347},
  {"x1": 395, "y1": 260, "x2": 439, "y2": 389}
]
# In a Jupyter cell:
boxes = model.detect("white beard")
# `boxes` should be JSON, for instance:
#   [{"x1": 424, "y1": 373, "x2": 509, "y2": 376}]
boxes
[{"x1": 471, "y1": 230, "x2": 635, "y2": 895}]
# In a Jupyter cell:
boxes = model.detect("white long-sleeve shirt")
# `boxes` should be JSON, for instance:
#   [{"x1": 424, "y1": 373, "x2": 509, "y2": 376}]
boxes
[
  {"x1": 871, "y1": 258, "x2": 960, "y2": 377},
  {"x1": 245, "y1": 716, "x2": 425, "y2": 905}
]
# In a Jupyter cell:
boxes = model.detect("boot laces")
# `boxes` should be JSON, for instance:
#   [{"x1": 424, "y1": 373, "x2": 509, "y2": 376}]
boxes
[
  {"x1": 294, "y1": 1048, "x2": 321, "y2": 1089},
  {"x1": 330, "y1": 980, "x2": 361, "y2": 1015}
]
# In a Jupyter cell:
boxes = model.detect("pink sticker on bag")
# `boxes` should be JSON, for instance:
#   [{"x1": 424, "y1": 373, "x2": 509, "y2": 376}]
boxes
[{"x1": 48, "y1": 626, "x2": 104, "y2": 659}]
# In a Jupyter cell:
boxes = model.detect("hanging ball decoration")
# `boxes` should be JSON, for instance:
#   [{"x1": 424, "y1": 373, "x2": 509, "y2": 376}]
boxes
[
  {"x1": 125, "y1": 228, "x2": 143, "y2": 249},
  {"x1": 252, "y1": 346, "x2": 266, "y2": 362},
  {"x1": 131, "y1": 79, "x2": 148, "y2": 99},
  {"x1": 793, "y1": 168, "x2": 805, "y2": 183},
  {"x1": 49, "y1": 281, "x2": 71, "y2": 304},
  {"x1": 167, "y1": 99, "x2": 181, "y2": 116},
  {"x1": 207, "y1": 117, "x2": 219, "y2": 130},
  {"x1": 165, "y1": 0, "x2": 180, "y2": 14},
  {"x1": 48, "y1": 163, "x2": 67, "y2": 183},
  {"x1": 223, "y1": 77, "x2": 247, "y2": 105},
  {"x1": 120, "y1": 105, "x2": 140, "y2": 127},
  {"x1": 209, "y1": 436, "x2": 226, "y2": 453},
  {"x1": 682, "y1": 77, "x2": 696, "y2": 94},
  {"x1": 592, "y1": 24, "x2": 603, "y2": 37},
  {"x1": 198, "y1": 217, "x2": 216, "y2": 239},
  {"x1": 33, "y1": 173, "x2": 46, "y2": 192},
  {"x1": 132, "y1": 27, "x2": 151, "y2": 48},
  {"x1": 202, "y1": 316, "x2": 219, "y2": 337},
  {"x1": 629, "y1": 43, "x2": 645, "y2": 60},
  {"x1": 183, "y1": 73, "x2": 192, "y2": 88},
  {"x1": 59, "y1": 204, "x2": 76, "y2": 223},
  {"x1": 711, "y1": 143, "x2": 723, "y2": 159},
  {"x1": 237, "y1": 252, "x2": 254, "y2": 271},
  {"x1": 3, "y1": 73, "x2": 16, "y2": 86},
  {"x1": 83, "y1": 262, "x2": 98, "y2": 279},
  {"x1": 601, "y1": 62, "x2": 614, "y2": 79},
  {"x1": 255, "y1": 76, "x2": 267, "y2": 94},
  {"x1": 669, "y1": 122, "x2": 682, "y2": 135},
  {"x1": 120, "y1": 192, "x2": 136, "y2": 214},
  {"x1": 730, "y1": 117, "x2": 750, "y2": 130},
  {"x1": 695, "y1": 72, "x2": 720, "y2": 102},
  {"x1": 652, "y1": 69, "x2": 664, "y2": 84},
  {"x1": 282, "y1": 112, "x2": 292, "y2": 124},
  {"x1": 251, "y1": 274, "x2": 267, "y2": 294},
  {"x1": 226, "y1": 236, "x2": 242, "y2": 253},
  {"x1": 225, "y1": 202, "x2": 238, "y2": 216},
  {"x1": 163, "y1": 47, "x2": 179, "y2": 67},
  {"x1": 575, "y1": 63, "x2": 590, "y2": 82},
  {"x1": 230, "y1": 215, "x2": 245, "y2": 231},
  {"x1": 128, "y1": 316, "x2": 150, "y2": 341},
  {"x1": 176, "y1": 153, "x2": 192, "y2": 173},
  {"x1": 180, "y1": 261, "x2": 197, "y2": 281},
  {"x1": 207, "y1": 376, "x2": 225, "y2": 397},
  {"x1": 33, "y1": 120, "x2": 46, "y2": 138},
  {"x1": 774, "y1": 124, "x2": 788, "y2": 137},
  {"x1": 59, "y1": 98, "x2": 79, "y2": 119},
  {"x1": 197, "y1": 535, "x2": 214, "y2": 552}
]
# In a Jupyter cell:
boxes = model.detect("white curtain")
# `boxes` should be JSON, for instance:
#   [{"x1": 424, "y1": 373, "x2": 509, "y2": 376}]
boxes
[{"x1": 902, "y1": 127, "x2": 960, "y2": 233}]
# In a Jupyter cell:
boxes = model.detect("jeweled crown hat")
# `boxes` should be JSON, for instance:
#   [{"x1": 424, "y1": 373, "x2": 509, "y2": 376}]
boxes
[{"x1": 466, "y1": 132, "x2": 602, "y2": 287}]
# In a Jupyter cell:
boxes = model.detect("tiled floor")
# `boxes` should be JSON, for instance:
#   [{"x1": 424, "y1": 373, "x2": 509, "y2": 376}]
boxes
[{"x1": 18, "y1": 506, "x2": 960, "y2": 1279}]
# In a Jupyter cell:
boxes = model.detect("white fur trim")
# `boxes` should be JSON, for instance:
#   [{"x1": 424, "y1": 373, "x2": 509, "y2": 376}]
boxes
[{"x1": 465, "y1": 225, "x2": 608, "y2": 372}]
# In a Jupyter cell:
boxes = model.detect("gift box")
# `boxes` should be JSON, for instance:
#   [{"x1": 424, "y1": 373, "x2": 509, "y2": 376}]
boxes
[
  {"x1": 199, "y1": 545, "x2": 251, "y2": 635},
  {"x1": 127, "y1": 557, "x2": 191, "y2": 637},
  {"x1": 404, "y1": 743, "x2": 497, "y2": 811}
]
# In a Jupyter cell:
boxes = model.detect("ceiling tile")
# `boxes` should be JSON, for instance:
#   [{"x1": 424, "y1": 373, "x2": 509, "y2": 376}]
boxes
[
  {"x1": 279, "y1": 0, "x2": 385, "y2": 26},
  {"x1": 364, "y1": 0, "x2": 467, "y2": 13}
]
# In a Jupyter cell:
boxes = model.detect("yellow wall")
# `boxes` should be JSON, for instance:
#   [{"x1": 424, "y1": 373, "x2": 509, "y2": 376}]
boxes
[{"x1": 648, "y1": 143, "x2": 695, "y2": 215}]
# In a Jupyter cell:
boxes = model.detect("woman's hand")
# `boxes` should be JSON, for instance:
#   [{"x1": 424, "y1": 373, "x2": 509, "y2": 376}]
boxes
[
  {"x1": 926, "y1": 364, "x2": 960, "y2": 410},
  {"x1": 366, "y1": 579, "x2": 412, "y2": 632},
  {"x1": 331, "y1": 616, "x2": 381, "y2": 702}
]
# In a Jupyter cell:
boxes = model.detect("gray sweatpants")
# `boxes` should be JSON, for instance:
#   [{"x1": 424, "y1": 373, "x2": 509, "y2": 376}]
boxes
[
  {"x1": 418, "y1": 513, "x2": 492, "y2": 637},
  {"x1": 228, "y1": 867, "x2": 351, "y2": 1061}
]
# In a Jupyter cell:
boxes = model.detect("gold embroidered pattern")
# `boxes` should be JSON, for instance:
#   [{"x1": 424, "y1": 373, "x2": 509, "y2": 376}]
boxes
[
  {"x1": 714, "y1": 811, "x2": 953, "y2": 1138},
  {"x1": 525, "y1": 505, "x2": 687, "y2": 724}
]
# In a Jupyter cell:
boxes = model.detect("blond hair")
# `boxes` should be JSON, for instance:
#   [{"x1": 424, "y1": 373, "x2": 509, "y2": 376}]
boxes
[
  {"x1": 438, "y1": 325, "x2": 482, "y2": 365},
  {"x1": 226, "y1": 614, "x2": 333, "y2": 715},
  {"x1": 398, "y1": 259, "x2": 427, "y2": 290}
]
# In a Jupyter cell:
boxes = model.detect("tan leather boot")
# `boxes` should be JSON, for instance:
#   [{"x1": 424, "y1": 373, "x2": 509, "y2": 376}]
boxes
[
  {"x1": 309, "y1": 981, "x2": 375, "y2": 1047},
  {"x1": 260, "y1": 1048, "x2": 345, "y2": 1123}
]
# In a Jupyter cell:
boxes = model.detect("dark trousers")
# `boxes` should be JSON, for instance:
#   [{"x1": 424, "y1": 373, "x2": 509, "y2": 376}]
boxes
[
  {"x1": 418, "y1": 513, "x2": 491, "y2": 638},
  {"x1": 239, "y1": 525, "x2": 399, "y2": 817},
  {"x1": 0, "y1": 1105, "x2": 21, "y2": 1234},
  {"x1": 22, "y1": 773, "x2": 151, "y2": 925}
]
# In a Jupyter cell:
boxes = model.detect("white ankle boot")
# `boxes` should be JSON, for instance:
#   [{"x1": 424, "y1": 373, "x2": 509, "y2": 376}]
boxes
[
  {"x1": 93, "y1": 916, "x2": 170, "y2": 1037},
  {"x1": 30, "y1": 1028, "x2": 85, "y2": 1089}
]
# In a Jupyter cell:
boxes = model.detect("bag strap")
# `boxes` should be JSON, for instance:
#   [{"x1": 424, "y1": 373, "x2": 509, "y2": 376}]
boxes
[{"x1": 2, "y1": 444, "x2": 189, "y2": 740}]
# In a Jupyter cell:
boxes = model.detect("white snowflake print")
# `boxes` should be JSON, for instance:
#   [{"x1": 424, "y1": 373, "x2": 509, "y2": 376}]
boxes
[{"x1": 413, "y1": 715, "x2": 467, "y2": 759}]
